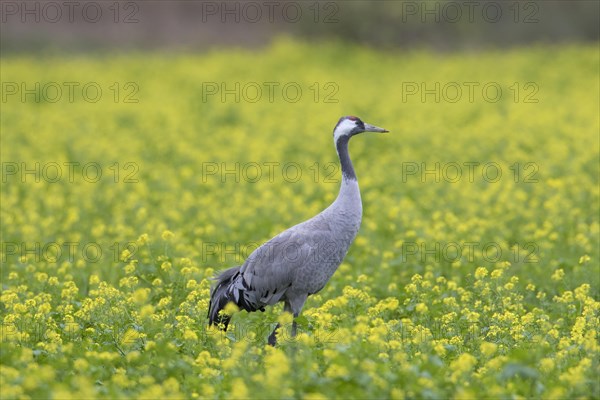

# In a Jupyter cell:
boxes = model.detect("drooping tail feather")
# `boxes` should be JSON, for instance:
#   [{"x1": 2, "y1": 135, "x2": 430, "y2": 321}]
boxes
[{"x1": 207, "y1": 266, "x2": 241, "y2": 330}]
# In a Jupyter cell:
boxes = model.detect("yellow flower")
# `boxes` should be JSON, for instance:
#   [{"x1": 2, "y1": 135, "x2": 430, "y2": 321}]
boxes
[
  {"x1": 120, "y1": 249, "x2": 132, "y2": 262},
  {"x1": 152, "y1": 278, "x2": 163, "y2": 287},
  {"x1": 277, "y1": 311, "x2": 294, "y2": 326},
  {"x1": 74, "y1": 358, "x2": 89, "y2": 370},
  {"x1": 480, "y1": 342, "x2": 497, "y2": 357},
  {"x1": 434, "y1": 342, "x2": 447, "y2": 357},
  {"x1": 140, "y1": 304, "x2": 155, "y2": 318},
  {"x1": 405, "y1": 283, "x2": 418, "y2": 294},
  {"x1": 415, "y1": 303, "x2": 428, "y2": 314},
  {"x1": 119, "y1": 276, "x2": 138, "y2": 288},
  {"x1": 391, "y1": 388, "x2": 405, "y2": 400},
  {"x1": 121, "y1": 328, "x2": 141, "y2": 346},
  {"x1": 574, "y1": 283, "x2": 590, "y2": 301},
  {"x1": 137, "y1": 233, "x2": 149, "y2": 245},
  {"x1": 89, "y1": 274, "x2": 100, "y2": 285},
  {"x1": 126, "y1": 351, "x2": 140, "y2": 362},
  {"x1": 186, "y1": 279, "x2": 197, "y2": 289},
  {"x1": 157, "y1": 296, "x2": 171, "y2": 308},
  {"x1": 450, "y1": 353, "x2": 477, "y2": 381},
  {"x1": 161, "y1": 261, "x2": 172, "y2": 272},
  {"x1": 551, "y1": 269, "x2": 564, "y2": 281},
  {"x1": 304, "y1": 393, "x2": 328, "y2": 400},
  {"x1": 201, "y1": 384, "x2": 215, "y2": 397},
  {"x1": 264, "y1": 347, "x2": 290, "y2": 385},
  {"x1": 183, "y1": 329, "x2": 198, "y2": 341},
  {"x1": 474, "y1": 267, "x2": 488, "y2": 279},
  {"x1": 124, "y1": 262, "x2": 136, "y2": 274},
  {"x1": 443, "y1": 297, "x2": 458, "y2": 308},
  {"x1": 223, "y1": 302, "x2": 240, "y2": 316},
  {"x1": 230, "y1": 378, "x2": 249, "y2": 399},
  {"x1": 325, "y1": 363, "x2": 349, "y2": 379},
  {"x1": 540, "y1": 358, "x2": 554, "y2": 372},
  {"x1": 161, "y1": 230, "x2": 175, "y2": 241},
  {"x1": 132, "y1": 288, "x2": 150, "y2": 304},
  {"x1": 559, "y1": 358, "x2": 591, "y2": 387}
]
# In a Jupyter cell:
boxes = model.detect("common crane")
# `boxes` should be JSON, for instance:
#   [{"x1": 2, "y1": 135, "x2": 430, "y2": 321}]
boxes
[{"x1": 208, "y1": 116, "x2": 388, "y2": 345}]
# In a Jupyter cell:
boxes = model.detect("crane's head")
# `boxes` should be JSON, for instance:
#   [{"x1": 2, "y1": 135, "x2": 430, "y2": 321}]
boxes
[{"x1": 333, "y1": 116, "x2": 388, "y2": 142}]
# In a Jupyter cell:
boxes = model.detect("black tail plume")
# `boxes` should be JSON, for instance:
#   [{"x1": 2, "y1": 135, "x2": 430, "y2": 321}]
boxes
[{"x1": 207, "y1": 266, "x2": 241, "y2": 331}]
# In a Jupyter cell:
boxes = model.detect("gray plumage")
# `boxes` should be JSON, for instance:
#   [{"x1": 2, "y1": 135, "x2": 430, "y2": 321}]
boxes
[{"x1": 208, "y1": 116, "x2": 388, "y2": 344}]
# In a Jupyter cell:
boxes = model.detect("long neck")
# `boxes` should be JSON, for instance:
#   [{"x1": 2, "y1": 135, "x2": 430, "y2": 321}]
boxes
[
  {"x1": 327, "y1": 134, "x2": 362, "y2": 231},
  {"x1": 336, "y1": 135, "x2": 356, "y2": 181}
]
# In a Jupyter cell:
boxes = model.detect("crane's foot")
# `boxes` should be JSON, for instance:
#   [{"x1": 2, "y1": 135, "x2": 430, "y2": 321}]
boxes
[
  {"x1": 268, "y1": 323, "x2": 280, "y2": 346},
  {"x1": 291, "y1": 320, "x2": 297, "y2": 337},
  {"x1": 268, "y1": 319, "x2": 300, "y2": 346}
]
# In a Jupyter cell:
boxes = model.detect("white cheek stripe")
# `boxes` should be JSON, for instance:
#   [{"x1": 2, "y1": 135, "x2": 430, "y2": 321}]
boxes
[{"x1": 333, "y1": 119, "x2": 356, "y2": 142}]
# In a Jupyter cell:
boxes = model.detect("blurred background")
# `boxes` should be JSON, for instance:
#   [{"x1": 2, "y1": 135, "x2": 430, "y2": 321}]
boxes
[{"x1": 1, "y1": 0, "x2": 598, "y2": 53}]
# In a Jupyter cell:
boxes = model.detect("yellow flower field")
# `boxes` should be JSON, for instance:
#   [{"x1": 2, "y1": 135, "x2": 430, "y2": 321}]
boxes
[{"x1": 1, "y1": 40, "x2": 599, "y2": 398}]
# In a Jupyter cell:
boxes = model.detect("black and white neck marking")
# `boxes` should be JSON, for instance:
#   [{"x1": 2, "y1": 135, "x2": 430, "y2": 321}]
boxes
[
  {"x1": 336, "y1": 134, "x2": 356, "y2": 181},
  {"x1": 333, "y1": 116, "x2": 365, "y2": 181}
]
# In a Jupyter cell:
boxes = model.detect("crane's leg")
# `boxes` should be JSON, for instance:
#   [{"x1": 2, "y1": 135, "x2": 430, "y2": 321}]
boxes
[
  {"x1": 268, "y1": 301, "x2": 292, "y2": 346},
  {"x1": 267, "y1": 294, "x2": 307, "y2": 346},
  {"x1": 288, "y1": 293, "x2": 307, "y2": 338},
  {"x1": 267, "y1": 326, "x2": 279, "y2": 346},
  {"x1": 268, "y1": 311, "x2": 298, "y2": 345}
]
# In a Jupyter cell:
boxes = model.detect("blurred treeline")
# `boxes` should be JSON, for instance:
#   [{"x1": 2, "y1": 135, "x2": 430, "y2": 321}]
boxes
[{"x1": 1, "y1": 0, "x2": 598, "y2": 53}]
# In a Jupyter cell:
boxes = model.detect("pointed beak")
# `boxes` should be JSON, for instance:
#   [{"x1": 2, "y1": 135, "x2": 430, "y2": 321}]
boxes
[{"x1": 364, "y1": 122, "x2": 389, "y2": 133}]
